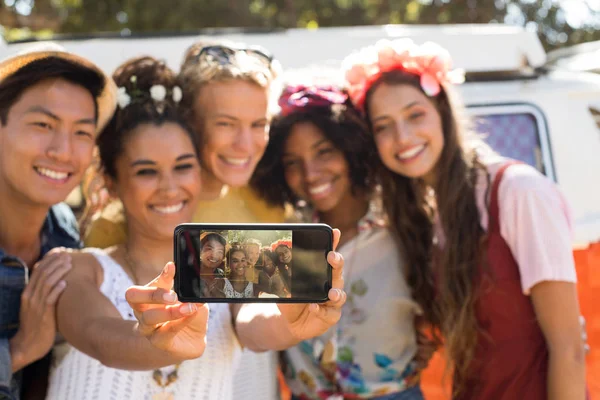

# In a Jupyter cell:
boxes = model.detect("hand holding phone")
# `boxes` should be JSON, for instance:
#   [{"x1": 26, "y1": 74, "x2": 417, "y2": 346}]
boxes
[
  {"x1": 276, "y1": 228, "x2": 346, "y2": 341},
  {"x1": 174, "y1": 223, "x2": 335, "y2": 303},
  {"x1": 125, "y1": 263, "x2": 209, "y2": 360},
  {"x1": 127, "y1": 226, "x2": 347, "y2": 354}
]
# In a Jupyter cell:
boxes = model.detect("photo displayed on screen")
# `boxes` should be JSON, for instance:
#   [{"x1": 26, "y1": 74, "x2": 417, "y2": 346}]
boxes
[{"x1": 176, "y1": 228, "x2": 331, "y2": 300}]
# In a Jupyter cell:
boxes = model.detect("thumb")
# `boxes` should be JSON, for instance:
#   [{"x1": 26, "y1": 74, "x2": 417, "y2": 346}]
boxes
[{"x1": 148, "y1": 262, "x2": 176, "y2": 290}]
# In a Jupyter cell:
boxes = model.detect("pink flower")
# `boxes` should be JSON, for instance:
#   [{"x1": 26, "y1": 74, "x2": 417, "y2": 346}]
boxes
[
  {"x1": 377, "y1": 47, "x2": 397, "y2": 71},
  {"x1": 376, "y1": 40, "x2": 397, "y2": 70},
  {"x1": 342, "y1": 38, "x2": 463, "y2": 110},
  {"x1": 433, "y1": 52, "x2": 452, "y2": 73},
  {"x1": 345, "y1": 64, "x2": 367, "y2": 85},
  {"x1": 420, "y1": 73, "x2": 441, "y2": 97}
]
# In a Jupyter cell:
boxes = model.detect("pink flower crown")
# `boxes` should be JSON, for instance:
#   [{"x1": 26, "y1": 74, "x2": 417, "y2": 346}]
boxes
[
  {"x1": 270, "y1": 238, "x2": 292, "y2": 252},
  {"x1": 342, "y1": 38, "x2": 465, "y2": 111},
  {"x1": 278, "y1": 84, "x2": 348, "y2": 116}
]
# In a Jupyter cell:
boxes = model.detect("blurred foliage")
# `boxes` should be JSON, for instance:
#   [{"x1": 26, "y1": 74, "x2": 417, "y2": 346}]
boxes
[
  {"x1": 227, "y1": 230, "x2": 292, "y2": 247},
  {"x1": 1, "y1": 0, "x2": 599, "y2": 50}
]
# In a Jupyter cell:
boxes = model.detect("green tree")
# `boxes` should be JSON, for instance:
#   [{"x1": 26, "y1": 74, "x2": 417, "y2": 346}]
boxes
[
  {"x1": 1, "y1": 0, "x2": 599, "y2": 50},
  {"x1": 227, "y1": 230, "x2": 292, "y2": 247}
]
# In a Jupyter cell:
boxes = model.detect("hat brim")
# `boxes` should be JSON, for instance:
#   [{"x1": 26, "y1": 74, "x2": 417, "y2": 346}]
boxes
[{"x1": 0, "y1": 50, "x2": 117, "y2": 133}]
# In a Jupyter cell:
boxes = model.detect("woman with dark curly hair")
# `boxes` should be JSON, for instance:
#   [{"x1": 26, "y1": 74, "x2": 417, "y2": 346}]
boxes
[
  {"x1": 211, "y1": 246, "x2": 255, "y2": 298},
  {"x1": 252, "y1": 85, "x2": 424, "y2": 399},
  {"x1": 257, "y1": 248, "x2": 288, "y2": 298}
]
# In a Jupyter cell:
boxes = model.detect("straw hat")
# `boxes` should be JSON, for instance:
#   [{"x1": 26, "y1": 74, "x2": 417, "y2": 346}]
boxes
[
  {"x1": 0, "y1": 42, "x2": 117, "y2": 132},
  {"x1": 199, "y1": 231, "x2": 227, "y2": 245}
]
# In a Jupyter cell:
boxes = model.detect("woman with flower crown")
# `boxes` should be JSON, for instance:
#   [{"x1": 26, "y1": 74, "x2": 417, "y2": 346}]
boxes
[
  {"x1": 42, "y1": 56, "x2": 347, "y2": 400},
  {"x1": 252, "y1": 85, "x2": 426, "y2": 400},
  {"x1": 340, "y1": 39, "x2": 588, "y2": 399}
]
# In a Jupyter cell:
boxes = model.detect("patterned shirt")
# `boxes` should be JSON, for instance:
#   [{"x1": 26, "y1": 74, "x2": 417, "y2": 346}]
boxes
[{"x1": 282, "y1": 208, "x2": 421, "y2": 399}]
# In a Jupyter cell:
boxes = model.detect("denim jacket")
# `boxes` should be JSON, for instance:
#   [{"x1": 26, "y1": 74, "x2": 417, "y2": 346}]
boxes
[{"x1": 0, "y1": 203, "x2": 81, "y2": 400}]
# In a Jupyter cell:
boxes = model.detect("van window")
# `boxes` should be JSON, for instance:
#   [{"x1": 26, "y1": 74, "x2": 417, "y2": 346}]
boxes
[{"x1": 467, "y1": 104, "x2": 555, "y2": 181}]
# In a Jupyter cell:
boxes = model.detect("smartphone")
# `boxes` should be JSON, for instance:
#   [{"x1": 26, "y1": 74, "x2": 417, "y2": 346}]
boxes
[{"x1": 174, "y1": 223, "x2": 333, "y2": 303}]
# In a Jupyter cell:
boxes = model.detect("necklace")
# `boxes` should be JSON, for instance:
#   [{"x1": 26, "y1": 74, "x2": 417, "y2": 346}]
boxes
[
  {"x1": 122, "y1": 245, "x2": 182, "y2": 400},
  {"x1": 151, "y1": 367, "x2": 181, "y2": 400}
]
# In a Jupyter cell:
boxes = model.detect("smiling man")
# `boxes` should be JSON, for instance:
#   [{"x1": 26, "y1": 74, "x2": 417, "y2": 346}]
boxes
[{"x1": 0, "y1": 43, "x2": 116, "y2": 400}]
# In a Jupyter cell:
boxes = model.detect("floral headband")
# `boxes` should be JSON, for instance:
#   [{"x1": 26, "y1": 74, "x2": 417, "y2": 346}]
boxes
[
  {"x1": 270, "y1": 238, "x2": 292, "y2": 252},
  {"x1": 342, "y1": 38, "x2": 465, "y2": 111},
  {"x1": 278, "y1": 84, "x2": 348, "y2": 116},
  {"x1": 116, "y1": 75, "x2": 183, "y2": 111}
]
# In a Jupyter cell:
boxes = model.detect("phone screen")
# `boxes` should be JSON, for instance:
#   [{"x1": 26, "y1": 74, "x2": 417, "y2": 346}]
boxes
[{"x1": 174, "y1": 224, "x2": 332, "y2": 303}]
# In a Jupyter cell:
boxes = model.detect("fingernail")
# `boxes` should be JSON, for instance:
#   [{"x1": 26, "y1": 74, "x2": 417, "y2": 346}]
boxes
[
  {"x1": 330, "y1": 289, "x2": 340, "y2": 301},
  {"x1": 181, "y1": 303, "x2": 197, "y2": 315},
  {"x1": 162, "y1": 264, "x2": 170, "y2": 275},
  {"x1": 309, "y1": 304, "x2": 319, "y2": 313},
  {"x1": 163, "y1": 292, "x2": 177, "y2": 303},
  {"x1": 334, "y1": 252, "x2": 341, "y2": 262}
]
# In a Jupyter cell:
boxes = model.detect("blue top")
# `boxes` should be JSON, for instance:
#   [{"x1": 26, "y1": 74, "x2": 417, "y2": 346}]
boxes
[{"x1": 0, "y1": 203, "x2": 81, "y2": 400}]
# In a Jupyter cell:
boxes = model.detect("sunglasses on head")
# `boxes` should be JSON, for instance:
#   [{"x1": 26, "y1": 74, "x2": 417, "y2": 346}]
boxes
[{"x1": 196, "y1": 44, "x2": 274, "y2": 67}]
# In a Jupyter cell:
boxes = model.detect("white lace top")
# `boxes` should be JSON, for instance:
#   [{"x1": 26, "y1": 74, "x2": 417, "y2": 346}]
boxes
[
  {"x1": 46, "y1": 249, "x2": 242, "y2": 400},
  {"x1": 222, "y1": 279, "x2": 254, "y2": 298}
]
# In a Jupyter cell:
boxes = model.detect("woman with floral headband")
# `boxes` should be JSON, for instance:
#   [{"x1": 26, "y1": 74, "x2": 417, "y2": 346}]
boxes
[
  {"x1": 341, "y1": 40, "x2": 588, "y2": 399},
  {"x1": 82, "y1": 40, "x2": 286, "y2": 400},
  {"x1": 42, "y1": 56, "x2": 347, "y2": 400},
  {"x1": 44, "y1": 56, "x2": 213, "y2": 399},
  {"x1": 252, "y1": 85, "x2": 424, "y2": 400}
]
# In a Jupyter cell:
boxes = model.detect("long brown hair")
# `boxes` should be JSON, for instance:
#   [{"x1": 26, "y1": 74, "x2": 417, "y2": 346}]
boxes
[{"x1": 364, "y1": 70, "x2": 489, "y2": 394}]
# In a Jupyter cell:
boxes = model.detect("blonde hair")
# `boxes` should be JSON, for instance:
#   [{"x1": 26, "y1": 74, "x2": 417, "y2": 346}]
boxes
[{"x1": 178, "y1": 39, "x2": 282, "y2": 121}]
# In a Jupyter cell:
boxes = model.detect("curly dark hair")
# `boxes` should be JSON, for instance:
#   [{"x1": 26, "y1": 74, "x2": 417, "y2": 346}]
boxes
[
  {"x1": 250, "y1": 101, "x2": 377, "y2": 207},
  {"x1": 97, "y1": 56, "x2": 199, "y2": 179},
  {"x1": 79, "y1": 56, "x2": 200, "y2": 234},
  {"x1": 261, "y1": 248, "x2": 278, "y2": 265},
  {"x1": 226, "y1": 246, "x2": 247, "y2": 264}
]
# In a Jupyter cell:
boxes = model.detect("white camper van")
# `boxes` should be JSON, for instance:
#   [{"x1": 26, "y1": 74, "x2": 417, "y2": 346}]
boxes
[
  {"x1": 547, "y1": 39, "x2": 600, "y2": 74},
  {"x1": 1, "y1": 24, "x2": 598, "y2": 397}
]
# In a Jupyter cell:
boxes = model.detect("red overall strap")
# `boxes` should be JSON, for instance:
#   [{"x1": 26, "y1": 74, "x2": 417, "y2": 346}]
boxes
[{"x1": 488, "y1": 161, "x2": 522, "y2": 234}]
